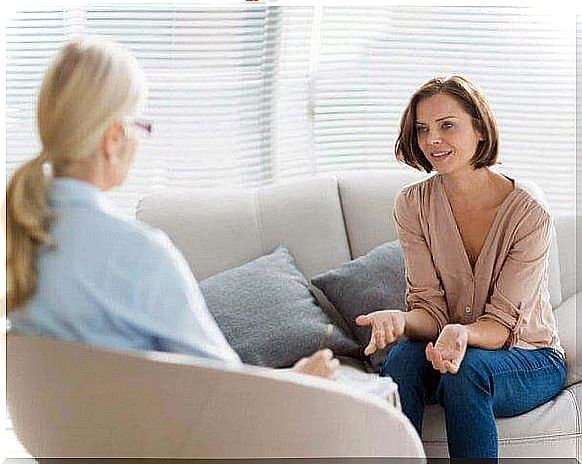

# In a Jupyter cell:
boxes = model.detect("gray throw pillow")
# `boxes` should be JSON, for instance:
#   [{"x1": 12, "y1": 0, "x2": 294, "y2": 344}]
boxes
[
  {"x1": 311, "y1": 240, "x2": 406, "y2": 371},
  {"x1": 199, "y1": 246, "x2": 360, "y2": 368}
]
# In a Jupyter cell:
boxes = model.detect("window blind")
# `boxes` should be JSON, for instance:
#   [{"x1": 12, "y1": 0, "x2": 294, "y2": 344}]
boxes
[
  {"x1": 83, "y1": 5, "x2": 279, "y2": 211},
  {"x1": 6, "y1": 5, "x2": 277, "y2": 213},
  {"x1": 6, "y1": 9, "x2": 68, "y2": 172},
  {"x1": 6, "y1": 5, "x2": 576, "y2": 215},
  {"x1": 268, "y1": 6, "x2": 318, "y2": 181},
  {"x1": 310, "y1": 6, "x2": 576, "y2": 215}
]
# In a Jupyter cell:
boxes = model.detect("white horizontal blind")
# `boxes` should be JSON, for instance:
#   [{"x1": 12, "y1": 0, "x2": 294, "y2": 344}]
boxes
[
  {"x1": 83, "y1": 5, "x2": 277, "y2": 212},
  {"x1": 268, "y1": 6, "x2": 317, "y2": 181},
  {"x1": 6, "y1": 5, "x2": 276, "y2": 214},
  {"x1": 6, "y1": 9, "x2": 69, "y2": 173},
  {"x1": 6, "y1": 6, "x2": 576, "y2": 215},
  {"x1": 311, "y1": 6, "x2": 576, "y2": 215}
]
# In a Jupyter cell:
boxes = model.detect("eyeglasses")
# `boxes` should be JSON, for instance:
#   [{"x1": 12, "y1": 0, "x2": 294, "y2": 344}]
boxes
[
  {"x1": 133, "y1": 119, "x2": 153, "y2": 136},
  {"x1": 124, "y1": 117, "x2": 154, "y2": 138}
]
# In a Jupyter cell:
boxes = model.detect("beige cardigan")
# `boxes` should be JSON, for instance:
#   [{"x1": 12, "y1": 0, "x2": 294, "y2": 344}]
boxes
[{"x1": 394, "y1": 173, "x2": 563, "y2": 353}]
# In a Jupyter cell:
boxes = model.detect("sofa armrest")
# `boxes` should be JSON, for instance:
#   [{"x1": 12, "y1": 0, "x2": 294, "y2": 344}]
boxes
[{"x1": 554, "y1": 291, "x2": 581, "y2": 387}]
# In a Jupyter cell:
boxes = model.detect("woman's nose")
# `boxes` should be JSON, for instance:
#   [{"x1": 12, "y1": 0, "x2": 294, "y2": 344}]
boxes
[{"x1": 428, "y1": 131, "x2": 443, "y2": 145}]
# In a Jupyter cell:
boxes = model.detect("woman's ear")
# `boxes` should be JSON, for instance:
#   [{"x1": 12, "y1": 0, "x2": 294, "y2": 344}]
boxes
[{"x1": 102, "y1": 120, "x2": 126, "y2": 163}]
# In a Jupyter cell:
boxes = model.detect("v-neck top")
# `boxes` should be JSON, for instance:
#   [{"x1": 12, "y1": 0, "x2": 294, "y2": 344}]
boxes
[{"x1": 394, "y1": 173, "x2": 563, "y2": 352}]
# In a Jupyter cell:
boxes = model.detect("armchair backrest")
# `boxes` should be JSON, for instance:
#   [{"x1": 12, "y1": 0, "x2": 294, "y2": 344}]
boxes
[{"x1": 7, "y1": 334, "x2": 424, "y2": 458}]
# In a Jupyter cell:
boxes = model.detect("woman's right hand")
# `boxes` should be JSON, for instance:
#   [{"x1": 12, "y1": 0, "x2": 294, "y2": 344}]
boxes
[{"x1": 355, "y1": 310, "x2": 406, "y2": 355}]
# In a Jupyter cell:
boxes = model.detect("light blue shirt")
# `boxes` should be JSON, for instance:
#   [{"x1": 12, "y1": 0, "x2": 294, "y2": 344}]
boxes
[{"x1": 8, "y1": 178, "x2": 241, "y2": 365}]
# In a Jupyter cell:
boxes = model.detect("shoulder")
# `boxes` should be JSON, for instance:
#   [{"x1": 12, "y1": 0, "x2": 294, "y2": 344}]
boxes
[
  {"x1": 513, "y1": 179, "x2": 552, "y2": 222},
  {"x1": 394, "y1": 174, "x2": 438, "y2": 211},
  {"x1": 514, "y1": 178, "x2": 549, "y2": 208},
  {"x1": 93, "y1": 208, "x2": 181, "y2": 269},
  {"x1": 508, "y1": 179, "x2": 553, "y2": 239},
  {"x1": 397, "y1": 174, "x2": 437, "y2": 197}
]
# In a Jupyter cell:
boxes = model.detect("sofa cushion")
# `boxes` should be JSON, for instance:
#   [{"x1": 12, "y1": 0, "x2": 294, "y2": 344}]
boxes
[
  {"x1": 554, "y1": 214, "x2": 577, "y2": 300},
  {"x1": 256, "y1": 177, "x2": 352, "y2": 278},
  {"x1": 136, "y1": 176, "x2": 351, "y2": 281},
  {"x1": 199, "y1": 246, "x2": 360, "y2": 368},
  {"x1": 336, "y1": 170, "x2": 426, "y2": 259},
  {"x1": 554, "y1": 292, "x2": 581, "y2": 387},
  {"x1": 422, "y1": 384, "x2": 580, "y2": 458},
  {"x1": 311, "y1": 240, "x2": 406, "y2": 371}
]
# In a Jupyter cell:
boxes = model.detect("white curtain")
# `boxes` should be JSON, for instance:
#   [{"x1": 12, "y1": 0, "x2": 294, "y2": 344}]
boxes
[{"x1": 6, "y1": 5, "x2": 576, "y2": 215}]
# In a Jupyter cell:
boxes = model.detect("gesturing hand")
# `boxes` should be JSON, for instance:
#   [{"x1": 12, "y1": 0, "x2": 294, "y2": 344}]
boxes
[
  {"x1": 355, "y1": 310, "x2": 406, "y2": 356},
  {"x1": 426, "y1": 324, "x2": 468, "y2": 374}
]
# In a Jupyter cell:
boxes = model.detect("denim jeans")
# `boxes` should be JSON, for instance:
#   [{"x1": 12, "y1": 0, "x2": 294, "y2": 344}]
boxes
[{"x1": 380, "y1": 339, "x2": 567, "y2": 460}]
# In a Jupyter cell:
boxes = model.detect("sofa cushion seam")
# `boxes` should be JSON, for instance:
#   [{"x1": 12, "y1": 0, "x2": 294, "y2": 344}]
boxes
[
  {"x1": 564, "y1": 385, "x2": 581, "y2": 456},
  {"x1": 335, "y1": 176, "x2": 355, "y2": 260},
  {"x1": 253, "y1": 187, "x2": 266, "y2": 255},
  {"x1": 565, "y1": 387, "x2": 581, "y2": 433}
]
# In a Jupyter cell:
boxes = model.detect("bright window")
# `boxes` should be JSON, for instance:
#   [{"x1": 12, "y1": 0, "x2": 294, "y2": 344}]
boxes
[{"x1": 6, "y1": 6, "x2": 576, "y2": 215}]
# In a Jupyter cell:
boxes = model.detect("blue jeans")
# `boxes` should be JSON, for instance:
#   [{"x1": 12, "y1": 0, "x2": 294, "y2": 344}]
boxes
[{"x1": 380, "y1": 339, "x2": 567, "y2": 460}]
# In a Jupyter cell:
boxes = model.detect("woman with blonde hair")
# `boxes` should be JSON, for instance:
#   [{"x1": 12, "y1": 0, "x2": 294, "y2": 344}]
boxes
[
  {"x1": 6, "y1": 38, "x2": 337, "y2": 379},
  {"x1": 356, "y1": 75, "x2": 566, "y2": 459}
]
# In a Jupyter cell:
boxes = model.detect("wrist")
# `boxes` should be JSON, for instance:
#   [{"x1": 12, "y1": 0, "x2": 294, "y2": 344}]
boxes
[
  {"x1": 404, "y1": 308, "x2": 440, "y2": 341},
  {"x1": 444, "y1": 322, "x2": 468, "y2": 335}
]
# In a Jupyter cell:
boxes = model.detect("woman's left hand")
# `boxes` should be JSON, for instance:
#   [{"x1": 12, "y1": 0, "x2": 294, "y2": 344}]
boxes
[
  {"x1": 292, "y1": 349, "x2": 340, "y2": 379},
  {"x1": 426, "y1": 324, "x2": 468, "y2": 374}
]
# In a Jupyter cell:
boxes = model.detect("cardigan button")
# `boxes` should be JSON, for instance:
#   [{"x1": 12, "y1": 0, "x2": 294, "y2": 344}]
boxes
[{"x1": 464, "y1": 306, "x2": 473, "y2": 315}]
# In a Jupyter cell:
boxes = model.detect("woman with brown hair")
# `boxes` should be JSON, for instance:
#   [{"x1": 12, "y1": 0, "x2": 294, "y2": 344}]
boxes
[{"x1": 357, "y1": 75, "x2": 566, "y2": 459}]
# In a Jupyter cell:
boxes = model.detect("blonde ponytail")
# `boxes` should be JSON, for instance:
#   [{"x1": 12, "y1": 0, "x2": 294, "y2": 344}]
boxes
[
  {"x1": 6, "y1": 37, "x2": 146, "y2": 312},
  {"x1": 6, "y1": 151, "x2": 54, "y2": 312}
]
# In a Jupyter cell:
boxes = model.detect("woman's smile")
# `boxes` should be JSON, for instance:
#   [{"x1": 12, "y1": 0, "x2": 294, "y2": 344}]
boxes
[{"x1": 429, "y1": 149, "x2": 453, "y2": 160}]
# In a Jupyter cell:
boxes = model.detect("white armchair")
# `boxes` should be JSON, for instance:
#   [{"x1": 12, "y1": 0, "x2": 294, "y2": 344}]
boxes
[{"x1": 7, "y1": 333, "x2": 425, "y2": 459}]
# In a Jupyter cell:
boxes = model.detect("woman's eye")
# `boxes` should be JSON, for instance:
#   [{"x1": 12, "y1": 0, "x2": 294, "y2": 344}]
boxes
[
  {"x1": 442, "y1": 122, "x2": 454, "y2": 129},
  {"x1": 416, "y1": 126, "x2": 428, "y2": 133}
]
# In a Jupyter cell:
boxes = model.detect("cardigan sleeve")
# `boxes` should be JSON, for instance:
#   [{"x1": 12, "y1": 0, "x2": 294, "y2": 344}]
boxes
[{"x1": 477, "y1": 203, "x2": 553, "y2": 349}]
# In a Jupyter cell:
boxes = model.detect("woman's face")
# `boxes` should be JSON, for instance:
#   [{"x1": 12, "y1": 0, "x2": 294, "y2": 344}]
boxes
[{"x1": 414, "y1": 93, "x2": 484, "y2": 176}]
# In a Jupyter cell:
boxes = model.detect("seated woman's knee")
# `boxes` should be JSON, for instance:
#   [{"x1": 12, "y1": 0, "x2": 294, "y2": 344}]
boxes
[{"x1": 438, "y1": 349, "x2": 491, "y2": 397}]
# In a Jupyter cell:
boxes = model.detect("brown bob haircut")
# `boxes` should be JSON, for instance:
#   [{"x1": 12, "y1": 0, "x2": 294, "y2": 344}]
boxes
[{"x1": 395, "y1": 75, "x2": 499, "y2": 173}]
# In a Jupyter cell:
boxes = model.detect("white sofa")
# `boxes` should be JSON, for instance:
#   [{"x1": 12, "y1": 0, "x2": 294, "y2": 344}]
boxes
[{"x1": 134, "y1": 170, "x2": 581, "y2": 460}]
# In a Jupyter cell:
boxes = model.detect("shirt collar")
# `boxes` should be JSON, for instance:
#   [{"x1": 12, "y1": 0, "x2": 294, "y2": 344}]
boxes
[{"x1": 51, "y1": 177, "x2": 108, "y2": 209}]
